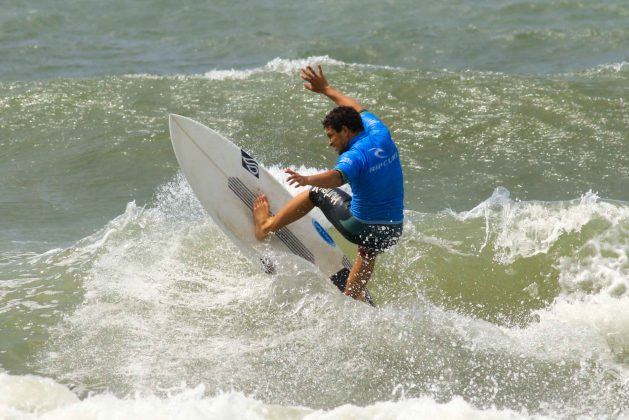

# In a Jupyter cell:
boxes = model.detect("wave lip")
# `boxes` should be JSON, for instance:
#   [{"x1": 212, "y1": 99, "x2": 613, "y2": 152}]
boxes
[
  {"x1": 456, "y1": 188, "x2": 629, "y2": 265},
  {"x1": 124, "y1": 55, "x2": 404, "y2": 81},
  {"x1": 202, "y1": 56, "x2": 345, "y2": 80}
]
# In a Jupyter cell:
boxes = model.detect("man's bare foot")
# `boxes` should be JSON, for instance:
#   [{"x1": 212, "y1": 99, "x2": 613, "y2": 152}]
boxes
[{"x1": 253, "y1": 195, "x2": 273, "y2": 240}]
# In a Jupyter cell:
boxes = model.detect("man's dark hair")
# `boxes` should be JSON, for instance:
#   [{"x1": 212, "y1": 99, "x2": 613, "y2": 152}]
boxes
[{"x1": 322, "y1": 106, "x2": 364, "y2": 133}]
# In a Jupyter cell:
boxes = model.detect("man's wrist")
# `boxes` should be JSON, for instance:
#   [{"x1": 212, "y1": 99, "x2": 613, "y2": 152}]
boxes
[{"x1": 321, "y1": 85, "x2": 335, "y2": 97}]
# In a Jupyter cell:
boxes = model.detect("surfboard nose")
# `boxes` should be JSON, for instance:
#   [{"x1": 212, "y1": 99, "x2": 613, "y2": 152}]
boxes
[{"x1": 169, "y1": 113, "x2": 182, "y2": 126}]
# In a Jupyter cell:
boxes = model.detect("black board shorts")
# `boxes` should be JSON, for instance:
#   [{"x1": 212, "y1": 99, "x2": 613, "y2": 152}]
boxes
[{"x1": 309, "y1": 187, "x2": 403, "y2": 253}]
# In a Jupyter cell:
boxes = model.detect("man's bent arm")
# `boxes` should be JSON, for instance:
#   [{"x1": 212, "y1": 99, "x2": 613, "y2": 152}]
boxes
[
  {"x1": 285, "y1": 168, "x2": 343, "y2": 189},
  {"x1": 301, "y1": 65, "x2": 364, "y2": 113}
]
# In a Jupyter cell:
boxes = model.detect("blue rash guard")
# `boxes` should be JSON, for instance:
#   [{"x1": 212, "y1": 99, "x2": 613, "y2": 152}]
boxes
[{"x1": 334, "y1": 111, "x2": 404, "y2": 224}]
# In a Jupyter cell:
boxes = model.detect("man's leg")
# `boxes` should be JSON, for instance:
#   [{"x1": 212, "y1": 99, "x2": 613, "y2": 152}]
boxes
[
  {"x1": 253, "y1": 190, "x2": 314, "y2": 240},
  {"x1": 344, "y1": 246, "x2": 377, "y2": 302}
]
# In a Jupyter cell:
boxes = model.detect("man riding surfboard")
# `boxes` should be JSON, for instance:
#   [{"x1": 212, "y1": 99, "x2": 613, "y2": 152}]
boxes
[{"x1": 253, "y1": 65, "x2": 404, "y2": 303}]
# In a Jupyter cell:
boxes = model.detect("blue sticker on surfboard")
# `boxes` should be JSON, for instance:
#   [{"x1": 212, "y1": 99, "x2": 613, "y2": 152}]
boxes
[{"x1": 312, "y1": 220, "x2": 336, "y2": 247}]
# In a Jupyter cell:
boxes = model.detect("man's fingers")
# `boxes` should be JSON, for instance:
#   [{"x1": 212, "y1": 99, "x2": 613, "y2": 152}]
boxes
[
  {"x1": 300, "y1": 65, "x2": 324, "y2": 91},
  {"x1": 286, "y1": 168, "x2": 308, "y2": 187},
  {"x1": 305, "y1": 66, "x2": 318, "y2": 79},
  {"x1": 287, "y1": 179, "x2": 302, "y2": 187},
  {"x1": 285, "y1": 169, "x2": 298, "y2": 185}
]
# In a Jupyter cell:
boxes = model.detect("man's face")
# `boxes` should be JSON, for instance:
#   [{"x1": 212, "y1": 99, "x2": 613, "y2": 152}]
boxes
[{"x1": 325, "y1": 126, "x2": 352, "y2": 155}]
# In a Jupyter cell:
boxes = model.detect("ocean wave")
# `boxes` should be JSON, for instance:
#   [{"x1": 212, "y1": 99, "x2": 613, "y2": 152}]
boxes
[
  {"x1": 123, "y1": 56, "x2": 344, "y2": 81},
  {"x1": 122, "y1": 55, "x2": 629, "y2": 83},
  {"x1": 16, "y1": 176, "x2": 628, "y2": 417},
  {"x1": 0, "y1": 373, "x2": 544, "y2": 420},
  {"x1": 441, "y1": 188, "x2": 629, "y2": 373},
  {"x1": 123, "y1": 56, "x2": 406, "y2": 81},
  {"x1": 456, "y1": 188, "x2": 629, "y2": 266},
  {"x1": 595, "y1": 61, "x2": 629, "y2": 73},
  {"x1": 580, "y1": 61, "x2": 629, "y2": 76}
]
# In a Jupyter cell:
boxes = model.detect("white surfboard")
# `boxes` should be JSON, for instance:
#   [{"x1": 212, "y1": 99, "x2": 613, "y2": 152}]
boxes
[{"x1": 168, "y1": 114, "x2": 371, "y2": 302}]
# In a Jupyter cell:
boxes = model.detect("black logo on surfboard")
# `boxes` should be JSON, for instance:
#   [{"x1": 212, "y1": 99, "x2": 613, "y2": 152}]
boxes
[{"x1": 241, "y1": 149, "x2": 259, "y2": 178}]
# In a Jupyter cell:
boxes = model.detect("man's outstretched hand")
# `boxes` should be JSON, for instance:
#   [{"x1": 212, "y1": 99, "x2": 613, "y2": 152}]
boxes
[
  {"x1": 285, "y1": 168, "x2": 309, "y2": 187},
  {"x1": 299, "y1": 64, "x2": 363, "y2": 112},
  {"x1": 300, "y1": 65, "x2": 330, "y2": 94}
]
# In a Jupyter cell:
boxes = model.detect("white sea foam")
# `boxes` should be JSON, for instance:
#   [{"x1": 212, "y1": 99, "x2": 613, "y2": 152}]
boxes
[
  {"x1": 456, "y1": 188, "x2": 629, "y2": 378},
  {"x1": 458, "y1": 188, "x2": 629, "y2": 265},
  {"x1": 600, "y1": 61, "x2": 629, "y2": 73},
  {"x1": 26, "y1": 178, "x2": 628, "y2": 418},
  {"x1": 573, "y1": 61, "x2": 629, "y2": 76},
  {"x1": 201, "y1": 56, "x2": 403, "y2": 80},
  {"x1": 33, "y1": 173, "x2": 374, "y2": 400},
  {"x1": 501, "y1": 291, "x2": 629, "y2": 395},
  {"x1": 125, "y1": 55, "x2": 403, "y2": 81},
  {"x1": 557, "y1": 218, "x2": 629, "y2": 298},
  {"x1": 125, "y1": 56, "x2": 346, "y2": 81},
  {"x1": 0, "y1": 373, "x2": 546, "y2": 420},
  {"x1": 529, "y1": 216, "x2": 629, "y2": 367},
  {"x1": 263, "y1": 56, "x2": 346, "y2": 75},
  {"x1": 0, "y1": 373, "x2": 79, "y2": 415},
  {"x1": 33, "y1": 174, "x2": 270, "y2": 386},
  {"x1": 200, "y1": 56, "x2": 346, "y2": 80}
]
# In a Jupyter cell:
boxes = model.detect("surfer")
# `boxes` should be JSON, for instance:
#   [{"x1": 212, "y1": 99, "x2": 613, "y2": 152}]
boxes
[{"x1": 253, "y1": 65, "x2": 404, "y2": 303}]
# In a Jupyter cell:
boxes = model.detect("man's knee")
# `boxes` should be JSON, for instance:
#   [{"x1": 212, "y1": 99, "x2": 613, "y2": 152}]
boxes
[{"x1": 308, "y1": 186, "x2": 323, "y2": 206}]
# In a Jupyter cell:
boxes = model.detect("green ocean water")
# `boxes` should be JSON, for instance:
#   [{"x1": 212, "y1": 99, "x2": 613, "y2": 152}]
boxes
[{"x1": 1, "y1": 0, "x2": 628, "y2": 418}]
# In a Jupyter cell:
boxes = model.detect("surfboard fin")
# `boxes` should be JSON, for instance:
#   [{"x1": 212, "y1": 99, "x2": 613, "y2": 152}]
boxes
[{"x1": 329, "y1": 268, "x2": 375, "y2": 307}]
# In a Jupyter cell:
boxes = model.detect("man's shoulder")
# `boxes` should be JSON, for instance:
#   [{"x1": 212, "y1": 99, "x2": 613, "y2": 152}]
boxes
[
  {"x1": 338, "y1": 152, "x2": 356, "y2": 167},
  {"x1": 360, "y1": 111, "x2": 390, "y2": 138}
]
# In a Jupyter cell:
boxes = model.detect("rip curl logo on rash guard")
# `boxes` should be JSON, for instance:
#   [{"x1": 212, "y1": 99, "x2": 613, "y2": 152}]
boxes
[
  {"x1": 368, "y1": 151, "x2": 399, "y2": 173},
  {"x1": 369, "y1": 148, "x2": 387, "y2": 159}
]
